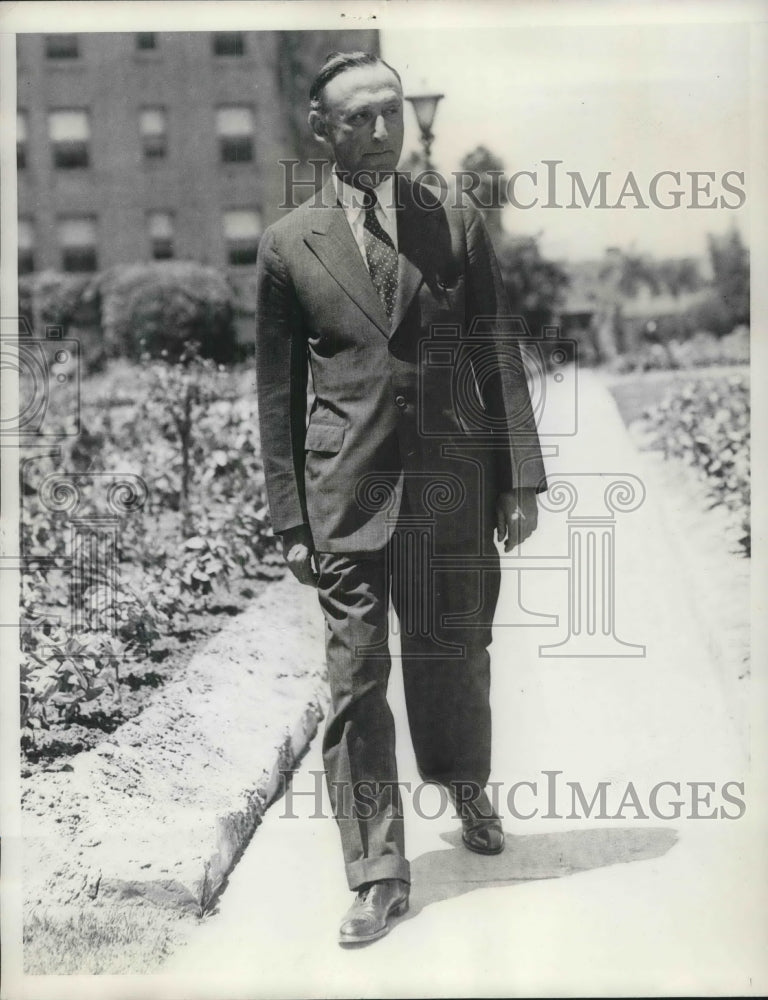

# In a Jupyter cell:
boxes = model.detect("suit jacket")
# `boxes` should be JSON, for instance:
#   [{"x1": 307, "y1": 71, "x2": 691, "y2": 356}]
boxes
[{"x1": 254, "y1": 173, "x2": 547, "y2": 554}]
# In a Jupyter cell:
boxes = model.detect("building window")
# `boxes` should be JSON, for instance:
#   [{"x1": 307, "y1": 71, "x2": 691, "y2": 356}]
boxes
[
  {"x1": 223, "y1": 210, "x2": 261, "y2": 265},
  {"x1": 139, "y1": 108, "x2": 167, "y2": 160},
  {"x1": 17, "y1": 111, "x2": 27, "y2": 169},
  {"x1": 148, "y1": 212, "x2": 174, "y2": 260},
  {"x1": 45, "y1": 34, "x2": 79, "y2": 59},
  {"x1": 18, "y1": 219, "x2": 35, "y2": 275},
  {"x1": 212, "y1": 32, "x2": 245, "y2": 56},
  {"x1": 216, "y1": 106, "x2": 254, "y2": 164},
  {"x1": 59, "y1": 217, "x2": 98, "y2": 272},
  {"x1": 136, "y1": 33, "x2": 157, "y2": 50},
  {"x1": 49, "y1": 110, "x2": 90, "y2": 169}
]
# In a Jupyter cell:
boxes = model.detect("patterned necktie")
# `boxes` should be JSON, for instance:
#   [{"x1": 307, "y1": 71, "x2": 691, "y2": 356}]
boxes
[{"x1": 362, "y1": 192, "x2": 398, "y2": 320}]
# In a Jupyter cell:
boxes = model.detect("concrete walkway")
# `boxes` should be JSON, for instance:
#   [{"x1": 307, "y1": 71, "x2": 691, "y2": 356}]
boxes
[{"x1": 160, "y1": 370, "x2": 765, "y2": 997}]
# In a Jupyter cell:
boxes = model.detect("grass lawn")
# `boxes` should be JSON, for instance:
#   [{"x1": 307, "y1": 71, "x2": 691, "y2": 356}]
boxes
[{"x1": 24, "y1": 904, "x2": 192, "y2": 974}]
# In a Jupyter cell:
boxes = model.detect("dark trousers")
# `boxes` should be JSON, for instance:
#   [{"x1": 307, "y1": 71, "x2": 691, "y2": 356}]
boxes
[{"x1": 316, "y1": 512, "x2": 501, "y2": 890}]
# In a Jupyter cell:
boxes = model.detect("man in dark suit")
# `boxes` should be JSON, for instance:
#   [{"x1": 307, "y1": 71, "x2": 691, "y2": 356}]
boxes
[{"x1": 255, "y1": 51, "x2": 547, "y2": 945}]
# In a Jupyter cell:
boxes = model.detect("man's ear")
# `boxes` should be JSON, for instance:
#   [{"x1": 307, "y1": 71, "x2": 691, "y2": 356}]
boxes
[{"x1": 308, "y1": 110, "x2": 329, "y2": 145}]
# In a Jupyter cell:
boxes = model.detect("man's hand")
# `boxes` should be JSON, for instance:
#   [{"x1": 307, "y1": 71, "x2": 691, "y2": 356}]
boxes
[
  {"x1": 495, "y1": 488, "x2": 539, "y2": 552},
  {"x1": 279, "y1": 524, "x2": 318, "y2": 587}
]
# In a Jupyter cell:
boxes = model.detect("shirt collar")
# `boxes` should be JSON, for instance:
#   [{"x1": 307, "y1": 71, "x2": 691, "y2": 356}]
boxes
[{"x1": 332, "y1": 168, "x2": 397, "y2": 228}]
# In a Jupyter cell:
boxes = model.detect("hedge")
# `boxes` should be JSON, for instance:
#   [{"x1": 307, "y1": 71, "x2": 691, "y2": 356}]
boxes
[{"x1": 19, "y1": 262, "x2": 238, "y2": 367}]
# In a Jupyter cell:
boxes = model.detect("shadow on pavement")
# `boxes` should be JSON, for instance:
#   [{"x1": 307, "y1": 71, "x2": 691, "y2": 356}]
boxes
[{"x1": 402, "y1": 826, "x2": 679, "y2": 919}]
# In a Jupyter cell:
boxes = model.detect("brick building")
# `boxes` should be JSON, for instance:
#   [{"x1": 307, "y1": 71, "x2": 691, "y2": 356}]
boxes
[{"x1": 16, "y1": 30, "x2": 379, "y2": 279}]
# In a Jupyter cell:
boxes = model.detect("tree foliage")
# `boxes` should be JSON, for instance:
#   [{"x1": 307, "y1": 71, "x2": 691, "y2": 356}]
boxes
[
  {"x1": 460, "y1": 145, "x2": 507, "y2": 237},
  {"x1": 458, "y1": 146, "x2": 569, "y2": 330},
  {"x1": 600, "y1": 252, "x2": 704, "y2": 300},
  {"x1": 496, "y1": 235, "x2": 570, "y2": 333},
  {"x1": 707, "y1": 227, "x2": 749, "y2": 328}
]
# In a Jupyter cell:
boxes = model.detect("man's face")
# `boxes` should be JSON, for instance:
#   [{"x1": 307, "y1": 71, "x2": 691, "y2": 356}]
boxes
[{"x1": 310, "y1": 63, "x2": 404, "y2": 187}]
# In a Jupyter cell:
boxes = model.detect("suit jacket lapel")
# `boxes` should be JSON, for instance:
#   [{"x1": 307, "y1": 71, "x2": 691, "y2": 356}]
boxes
[
  {"x1": 303, "y1": 178, "x2": 390, "y2": 336},
  {"x1": 302, "y1": 174, "x2": 438, "y2": 339},
  {"x1": 390, "y1": 175, "x2": 436, "y2": 334}
]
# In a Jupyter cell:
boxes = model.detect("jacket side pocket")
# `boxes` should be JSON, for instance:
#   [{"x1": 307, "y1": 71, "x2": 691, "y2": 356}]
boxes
[{"x1": 304, "y1": 423, "x2": 345, "y2": 454}]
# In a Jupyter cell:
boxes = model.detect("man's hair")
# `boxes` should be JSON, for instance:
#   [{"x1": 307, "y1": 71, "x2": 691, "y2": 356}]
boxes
[{"x1": 309, "y1": 51, "x2": 402, "y2": 112}]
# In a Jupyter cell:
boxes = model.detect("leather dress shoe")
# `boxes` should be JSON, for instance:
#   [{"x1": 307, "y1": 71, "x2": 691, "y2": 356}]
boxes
[
  {"x1": 339, "y1": 878, "x2": 409, "y2": 945},
  {"x1": 453, "y1": 788, "x2": 505, "y2": 855}
]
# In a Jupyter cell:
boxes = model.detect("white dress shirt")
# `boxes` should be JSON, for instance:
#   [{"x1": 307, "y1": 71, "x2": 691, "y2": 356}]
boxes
[{"x1": 332, "y1": 169, "x2": 399, "y2": 269}]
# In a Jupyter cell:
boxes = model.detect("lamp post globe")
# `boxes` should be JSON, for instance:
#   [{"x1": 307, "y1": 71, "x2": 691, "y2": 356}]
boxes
[{"x1": 405, "y1": 92, "x2": 444, "y2": 171}]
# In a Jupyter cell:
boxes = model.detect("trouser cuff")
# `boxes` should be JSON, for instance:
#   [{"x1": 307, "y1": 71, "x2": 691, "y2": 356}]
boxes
[{"x1": 346, "y1": 854, "x2": 411, "y2": 891}]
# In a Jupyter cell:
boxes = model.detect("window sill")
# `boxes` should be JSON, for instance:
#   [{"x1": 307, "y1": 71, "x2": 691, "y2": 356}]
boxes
[
  {"x1": 44, "y1": 61, "x2": 86, "y2": 71},
  {"x1": 212, "y1": 54, "x2": 255, "y2": 66}
]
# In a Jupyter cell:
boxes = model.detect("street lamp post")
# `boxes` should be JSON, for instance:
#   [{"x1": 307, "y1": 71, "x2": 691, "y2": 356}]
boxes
[{"x1": 405, "y1": 92, "x2": 444, "y2": 171}]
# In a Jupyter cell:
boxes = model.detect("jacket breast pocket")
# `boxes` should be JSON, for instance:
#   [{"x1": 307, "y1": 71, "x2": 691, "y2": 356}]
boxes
[{"x1": 304, "y1": 422, "x2": 345, "y2": 454}]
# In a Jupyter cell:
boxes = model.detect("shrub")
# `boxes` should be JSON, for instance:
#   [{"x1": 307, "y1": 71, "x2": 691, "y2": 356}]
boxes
[
  {"x1": 100, "y1": 262, "x2": 236, "y2": 363},
  {"x1": 683, "y1": 290, "x2": 739, "y2": 338},
  {"x1": 614, "y1": 325, "x2": 749, "y2": 373},
  {"x1": 19, "y1": 263, "x2": 238, "y2": 370},
  {"x1": 18, "y1": 272, "x2": 106, "y2": 373},
  {"x1": 669, "y1": 327, "x2": 750, "y2": 368},
  {"x1": 18, "y1": 271, "x2": 100, "y2": 333}
]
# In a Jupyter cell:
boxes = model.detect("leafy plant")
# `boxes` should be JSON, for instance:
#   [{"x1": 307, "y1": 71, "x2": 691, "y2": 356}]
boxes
[
  {"x1": 21, "y1": 629, "x2": 125, "y2": 729},
  {"x1": 18, "y1": 356, "x2": 282, "y2": 736},
  {"x1": 139, "y1": 346, "x2": 229, "y2": 534},
  {"x1": 640, "y1": 373, "x2": 750, "y2": 555}
]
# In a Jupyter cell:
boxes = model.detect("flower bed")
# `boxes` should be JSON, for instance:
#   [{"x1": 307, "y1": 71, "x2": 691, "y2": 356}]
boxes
[
  {"x1": 638, "y1": 371, "x2": 750, "y2": 556},
  {"x1": 20, "y1": 350, "x2": 284, "y2": 763}
]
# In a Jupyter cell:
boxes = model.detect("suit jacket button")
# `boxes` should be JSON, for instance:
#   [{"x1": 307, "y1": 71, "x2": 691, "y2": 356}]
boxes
[{"x1": 395, "y1": 395, "x2": 407, "y2": 409}]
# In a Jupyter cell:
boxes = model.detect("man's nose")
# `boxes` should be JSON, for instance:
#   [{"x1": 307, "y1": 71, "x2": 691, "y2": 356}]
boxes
[{"x1": 372, "y1": 114, "x2": 388, "y2": 140}]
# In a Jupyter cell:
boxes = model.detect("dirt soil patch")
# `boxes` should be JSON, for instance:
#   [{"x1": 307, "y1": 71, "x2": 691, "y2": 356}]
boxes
[{"x1": 22, "y1": 574, "x2": 328, "y2": 974}]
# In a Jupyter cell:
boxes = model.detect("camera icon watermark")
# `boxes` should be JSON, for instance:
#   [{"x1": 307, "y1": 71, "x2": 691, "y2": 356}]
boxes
[
  {"x1": 1, "y1": 317, "x2": 80, "y2": 441},
  {"x1": 417, "y1": 316, "x2": 577, "y2": 441}
]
